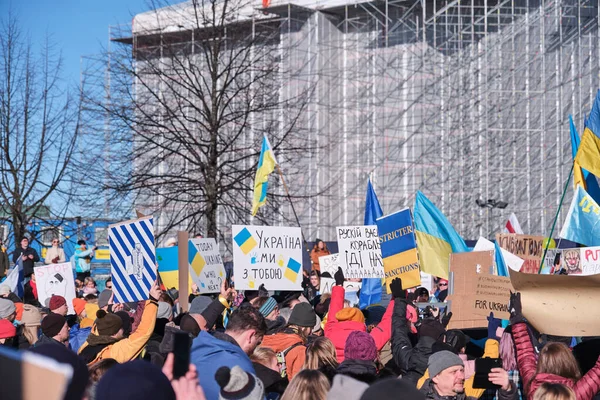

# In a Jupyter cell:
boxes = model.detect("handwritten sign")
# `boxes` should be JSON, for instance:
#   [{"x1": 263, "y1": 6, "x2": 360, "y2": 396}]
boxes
[
  {"x1": 34, "y1": 263, "x2": 77, "y2": 314},
  {"x1": 319, "y1": 253, "x2": 340, "y2": 277},
  {"x1": 336, "y1": 226, "x2": 384, "y2": 278},
  {"x1": 232, "y1": 225, "x2": 303, "y2": 291},
  {"x1": 470, "y1": 275, "x2": 512, "y2": 319},
  {"x1": 189, "y1": 238, "x2": 225, "y2": 294},
  {"x1": 376, "y1": 208, "x2": 421, "y2": 292},
  {"x1": 496, "y1": 234, "x2": 544, "y2": 274}
]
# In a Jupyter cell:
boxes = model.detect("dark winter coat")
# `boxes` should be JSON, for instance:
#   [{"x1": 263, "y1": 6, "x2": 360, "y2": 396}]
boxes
[
  {"x1": 392, "y1": 298, "x2": 438, "y2": 384},
  {"x1": 420, "y1": 379, "x2": 518, "y2": 400},
  {"x1": 12, "y1": 247, "x2": 40, "y2": 277},
  {"x1": 336, "y1": 359, "x2": 378, "y2": 385}
]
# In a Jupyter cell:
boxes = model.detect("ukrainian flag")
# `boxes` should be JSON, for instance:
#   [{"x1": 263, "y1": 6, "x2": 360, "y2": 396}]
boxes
[
  {"x1": 576, "y1": 91, "x2": 600, "y2": 181},
  {"x1": 413, "y1": 191, "x2": 468, "y2": 279},
  {"x1": 571, "y1": 114, "x2": 600, "y2": 202},
  {"x1": 252, "y1": 135, "x2": 278, "y2": 216}
]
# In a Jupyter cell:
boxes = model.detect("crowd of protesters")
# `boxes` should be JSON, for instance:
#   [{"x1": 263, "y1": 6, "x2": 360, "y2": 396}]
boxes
[{"x1": 0, "y1": 236, "x2": 599, "y2": 400}]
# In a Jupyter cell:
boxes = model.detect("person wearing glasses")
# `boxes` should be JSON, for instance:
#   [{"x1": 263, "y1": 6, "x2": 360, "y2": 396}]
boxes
[
  {"x1": 44, "y1": 238, "x2": 66, "y2": 264},
  {"x1": 432, "y1": 278, "x2": 449, "y2": 302}
]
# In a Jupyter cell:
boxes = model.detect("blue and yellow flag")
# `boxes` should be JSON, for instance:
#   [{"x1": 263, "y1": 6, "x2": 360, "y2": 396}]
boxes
[
  {"x1": 560, "y1": 185, "x2": 600, "y2": 247},
  {"x1": 575, "y1": 91, "x2": 600, "y2": 180},
  {"x1": 251, "y1": 135, "x2": 278, "y2": 216},
  {"x1": 413, "y1": 191, "x2": 468, "y2": 279},
  {"x1": 570, "y1": 114, "x2": 600, "y2": 202}
]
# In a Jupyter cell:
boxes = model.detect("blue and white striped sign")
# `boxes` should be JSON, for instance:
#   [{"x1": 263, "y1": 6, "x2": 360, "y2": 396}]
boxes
[{"x1": 109, "y1": 216, "x2": 157, "y2": 303}]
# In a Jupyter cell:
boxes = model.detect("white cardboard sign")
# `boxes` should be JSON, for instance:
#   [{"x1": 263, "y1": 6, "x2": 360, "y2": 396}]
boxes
[
  {"x1": 319, "y1": 253, "x2": 340, "y2": 277},
  {"x1": 232, "y1": 225, "x2": 303, "y2": 291},
  {"x1": 336, "y1": 225, "x2": 384, "y2": 278},
  {"x1": 189, "y1": 238, "x2": 226, "y2": 294},
  {"x1": 34, "y1": 263, "x2": 77, "y2": 314}
]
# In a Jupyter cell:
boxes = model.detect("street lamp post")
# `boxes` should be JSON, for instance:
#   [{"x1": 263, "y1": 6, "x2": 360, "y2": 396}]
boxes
[{"x1": 476, "y1": 198, "x2": 508, "y2": 239}]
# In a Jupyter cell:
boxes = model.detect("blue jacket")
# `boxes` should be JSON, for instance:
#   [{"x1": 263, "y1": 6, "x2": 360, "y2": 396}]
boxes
[
  {"x1": 72, "y1": 247, "x2": 94, "y2": 273},
  {"x1": 69, "y1": 324, "x2": 92, "y2": 353},
  {"x1": 190, "y1": 330, "x2": 255, "y2": 400}
]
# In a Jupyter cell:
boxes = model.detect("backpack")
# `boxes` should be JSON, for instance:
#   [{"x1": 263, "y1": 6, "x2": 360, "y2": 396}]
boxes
[{"x1": 276, "y1": 342, "x2": 303, "y2": 378}]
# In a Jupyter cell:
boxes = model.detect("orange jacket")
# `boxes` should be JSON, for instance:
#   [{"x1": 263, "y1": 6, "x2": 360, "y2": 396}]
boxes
[
  {"x1": 78, "y1": 300, "x2": 157, "y2": 364},
  {"x1": 310, "y1": 248, "x2": 330, "y2": 272},
  {"x1": 261, "y1": 331, "x2": 306, "y2": 380}
]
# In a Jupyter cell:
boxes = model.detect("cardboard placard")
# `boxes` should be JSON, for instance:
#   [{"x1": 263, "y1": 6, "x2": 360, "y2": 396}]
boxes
[
  {"x1": 232, "y1": 225, "x2": 303, "y2": 291},
  {"x1": 319, "y1": 253, "x2": 340, "y2": 277},
  {"x1": 470, "y1": 275, "x2": 512, "y2": 320},
  {"x1": 336, "y1": 226, "x2": 384, "y2": 278},
  {"x1": 189, "y1": 238, "x2": 225, "y2": 294},
  {"x1": 34, "y1": 263, "x2": 77, "y2": 314},
  {"x1": 376, "y1": 209, "x2": 421, "y2": 292},
  {"x1": 496, "y1": 234, "x2": 544, "y2": 274},
  {"x1": 447, "y1": 251, "x2": 494, "y2": 329},
  {"x1": 509, "y1": 267, "x2": 600, "y2": 336}
]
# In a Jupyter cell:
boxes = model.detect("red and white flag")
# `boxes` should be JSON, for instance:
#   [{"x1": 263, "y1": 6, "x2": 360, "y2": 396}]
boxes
[{"x1": 503, "y1": 212, "x2": 523, "y2": 234}]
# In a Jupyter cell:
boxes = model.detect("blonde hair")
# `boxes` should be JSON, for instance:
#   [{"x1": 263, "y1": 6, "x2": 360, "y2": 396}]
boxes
[
  {"x1": 533, "y1": 383, "x2": 576, "y2": 400},
  {"x1": 281, "y1": 369, "x2": 330, "y2": 400},
  {"x1": 22, "y1": 325, "x2": 39, "y2": 346},
  {"x1": 304, "y1": 337, "x2": 338, "y2": 370},
  {"x1": 251, "y1": 347, "x2": 278, "y2": 369}
]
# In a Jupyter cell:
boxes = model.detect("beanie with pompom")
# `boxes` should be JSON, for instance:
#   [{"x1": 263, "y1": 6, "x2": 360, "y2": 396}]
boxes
[{"x1": 95, "y1": 310, "x2": 123, "y2": 336}]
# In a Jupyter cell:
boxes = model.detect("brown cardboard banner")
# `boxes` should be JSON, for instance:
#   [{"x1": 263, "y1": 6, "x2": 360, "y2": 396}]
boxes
[
  {"x1": 509, "y1": 267, "x2": 600, "y2": 336},
  {"x1": 496, "y1": 234, "x2": 544, "y2": 274}
]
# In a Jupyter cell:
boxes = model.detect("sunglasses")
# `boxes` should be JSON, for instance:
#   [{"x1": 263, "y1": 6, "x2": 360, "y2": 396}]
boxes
[{"x1": 438, "y1": 282, "x2": 448, "y2": 287}]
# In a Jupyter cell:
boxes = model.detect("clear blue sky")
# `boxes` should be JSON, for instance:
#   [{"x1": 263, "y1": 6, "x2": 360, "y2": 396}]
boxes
[{"x1": 0, "y1": 0, "x2": 152, "y2": 88}]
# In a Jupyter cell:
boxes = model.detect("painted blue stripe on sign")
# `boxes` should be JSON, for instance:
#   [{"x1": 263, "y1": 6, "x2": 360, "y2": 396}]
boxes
[
  {"x1": 140, "y1": 220, "x2": 156, "y2": 264},
  {"x1": 109, "y1": 236, "x2": 137, "y2": 302},
  {"x1": 119, "y1": 225, "x2": 152, "y2": 290}
]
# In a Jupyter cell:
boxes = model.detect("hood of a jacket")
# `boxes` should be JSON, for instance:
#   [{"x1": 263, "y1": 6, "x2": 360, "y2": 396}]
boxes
[
  {"x1": 266, "y1": 316, "x2": 286, "y2": 334},
  {"x1": 261, "y1": 332, "x2": 303, "y2": 352},
  {"x1": 336, "y1": 359, "x2": 378, "y2": 384},
  {"x1": 191, "y1": 330, "x2": 246, "y2": 360}
]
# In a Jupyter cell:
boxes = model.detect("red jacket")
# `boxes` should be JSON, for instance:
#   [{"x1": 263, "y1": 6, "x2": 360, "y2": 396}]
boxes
[
  {"x1": 513, "y1": 322, "x2": 600, "y2": 400},
  {"x1": 324, "y1": 285, "x2": 394, "y2": 362}
]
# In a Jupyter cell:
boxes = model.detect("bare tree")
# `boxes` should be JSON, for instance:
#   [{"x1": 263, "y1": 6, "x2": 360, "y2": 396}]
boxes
[
  {"x1": 81, "y1": 0, "x2": 319, "y2": 244},
  {"x1": 0, "y1": 14, "x2": 82, "y2": 247}
]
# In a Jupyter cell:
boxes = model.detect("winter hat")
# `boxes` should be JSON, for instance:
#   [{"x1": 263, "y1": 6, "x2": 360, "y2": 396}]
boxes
[
  {"x1": 335, "y1": 307, "x2": 365, "y2": 324},
  {"x1": 0, "y1": 319, "x2": 16, "y2": 339},
  {"x1": 179, "y1": 314, "x2": 201, "y2": 337},
  {"x1": 157, "y1": 301, "x2": 173, "y2": 320},
  {"x1": 189, "y1": 296, "x2": 212, "y2": 315},
  {"x1": 96, "y1": 310, "x2": 123, "y2": 336},
  {"x1": 0, "y1": 298, "x2": 16, "y2": 319},
  {"x1": 0, "y1": 284, "x2": 11, "y2": 296},
  {"x1": 363, "y1": 305, "x2": 386, "y2": 327},
  {"x1": 21, "y1": 304, "x2": 42, "y2": 327},
  {"x1": 29, "y1": 344, "x2": 90, "y2": 400},
  {"x1": 215, "y1": 365, "x2": 264, "y2": 400},
  {"x1": 95, "y1": 360, "x2": 175, "y2": 400},
  {"x1": 344, "y1": 331, "x2": 377, "y2": 361},
  {"x1": 41, "y1": 313, "x2": 66, "y2": 337},
  {"x1": 115, "y1": 311, "x2": 133, "y2": 336},
  {"x1": 288, "y1": 302, "x2": 317, "y2": 328},
  {"x1": 49, "y1": 295, "x2": 67, "y2": 311},
  {"x1": 327, "y1": 374, "x2": 369, "y2": 400},
  {"x1": 98, "y1": 290, "x2": 112, "y2": 309},
  {"x1": 258, "y1": 297, "x2": 278, "y2": 318},
  {"x1": 428, "y1": 350, "x2": 464, "y2": 378},
  {"x1": 359, "y1": 378, "x2": 425, "y2": 400},
  {"x1": 72, "y1": 298, "x2": 86, "y2": 316},
  {"x1": 445, "y1": 329, "x2": 470, "y2": 353}
]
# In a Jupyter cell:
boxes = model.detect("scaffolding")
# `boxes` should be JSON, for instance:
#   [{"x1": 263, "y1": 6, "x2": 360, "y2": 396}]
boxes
[{"x1": 99, "y1": 0, "x2": 600, "y2": 242}]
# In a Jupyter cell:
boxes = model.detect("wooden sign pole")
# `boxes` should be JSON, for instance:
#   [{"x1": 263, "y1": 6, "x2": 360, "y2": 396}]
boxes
[{"x1": 178, "y1": 231, "x2": 189, "y2": 312}]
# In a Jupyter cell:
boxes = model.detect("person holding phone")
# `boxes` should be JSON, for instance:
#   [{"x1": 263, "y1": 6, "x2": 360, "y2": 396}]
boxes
[{"x1": 420, "y1": 350, "x2": 517, "y2": 400}]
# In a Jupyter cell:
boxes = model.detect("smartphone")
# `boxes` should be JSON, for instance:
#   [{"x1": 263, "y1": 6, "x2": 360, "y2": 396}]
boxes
[
  {"x1": 473, "y1": 358, "x2": 503, "y2": 389},
  {"x1": 172, "y1": 331, "x2": 192, "y2": 379}
]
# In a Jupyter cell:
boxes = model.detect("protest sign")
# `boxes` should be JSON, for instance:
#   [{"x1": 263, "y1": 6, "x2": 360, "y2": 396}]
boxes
[
  {"x1": 496, "y1": 234, "x2": 544, "y2": 274},
  {"x1": 470, "y1": 275, "x2": 512, "y2": 319},
  {"x1": 232, "y1": 225, "x2": 303, "y2": 291},
  {"x1": 447, "y1": 251, "x2": 495, "y2": 329},
  {"x1": 419, "y1": 272, "x2": 433, "y2": 292},
  {"x1": 509, "y1": 267, "x2": 600, "y2": 336},
  {"x1": 109, "y1": 216, "x2": 157, "y2": 303},
  {"x1": 376, "y1": 209, "x2": 421, "y2": 292},
  {"x1": 336, "y1": 226, "x2": 384, "y2": 279},
  {"x1": 34, "y1": 262, "x2": 77, "y2": 314},
  {"x1": 474, "y1": 237, "x2": 524, "y2": 273},
  {"x1": 579, "y1": 247, "x2": 600, "y2": 275},
  {"x1": 189, "y1": 238, "x2": 225, "y2": 294},
  {"x1": 320, "y1": 277, "x2": 335, "y2": 294},
  {"x1": 319, "y1": 253, "x2": 340, "y2": 277}
]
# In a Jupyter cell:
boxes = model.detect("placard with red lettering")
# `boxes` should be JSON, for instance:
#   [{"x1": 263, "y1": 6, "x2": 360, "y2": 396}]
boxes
[{"x1": 496, "y1": 234, "x2": 544, "y2": 274}]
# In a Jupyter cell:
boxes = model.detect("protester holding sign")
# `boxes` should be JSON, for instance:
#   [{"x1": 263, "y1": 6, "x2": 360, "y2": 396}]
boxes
[{"x1": 311, "y1": 239, "x2": 331, "y2": 272}]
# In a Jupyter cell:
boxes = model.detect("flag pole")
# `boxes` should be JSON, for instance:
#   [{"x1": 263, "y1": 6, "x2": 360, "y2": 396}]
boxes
[
  {"x1": 275, "y1": 164, "x2": 309, "y2": 249},
  {"x1": 538, "y1": 163, "x2": 574, "y2": 274}
]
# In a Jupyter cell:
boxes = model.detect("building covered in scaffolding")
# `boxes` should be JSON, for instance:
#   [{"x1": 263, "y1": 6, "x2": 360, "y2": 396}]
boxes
[{"x1": 102, "y1": 0, "x2": 599, "y2": 243}]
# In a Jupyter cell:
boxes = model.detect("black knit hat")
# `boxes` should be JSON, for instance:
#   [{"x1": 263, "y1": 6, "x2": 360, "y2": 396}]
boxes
[
  {"x1": 96, "y1": 310, "x2": 123, "y2": 336},
  {"x1": 288, "y1": 302, "x2": 316, "y2": 328},
  {"x1": 360, "y1": 378, "x2": 425, "y2": 400},
  {"x1": 215, "y1": 365, "x2": 264, "y2": 400},
  {"x1": 41, "y1": 312, "x2": 66, "y2": 338}
]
